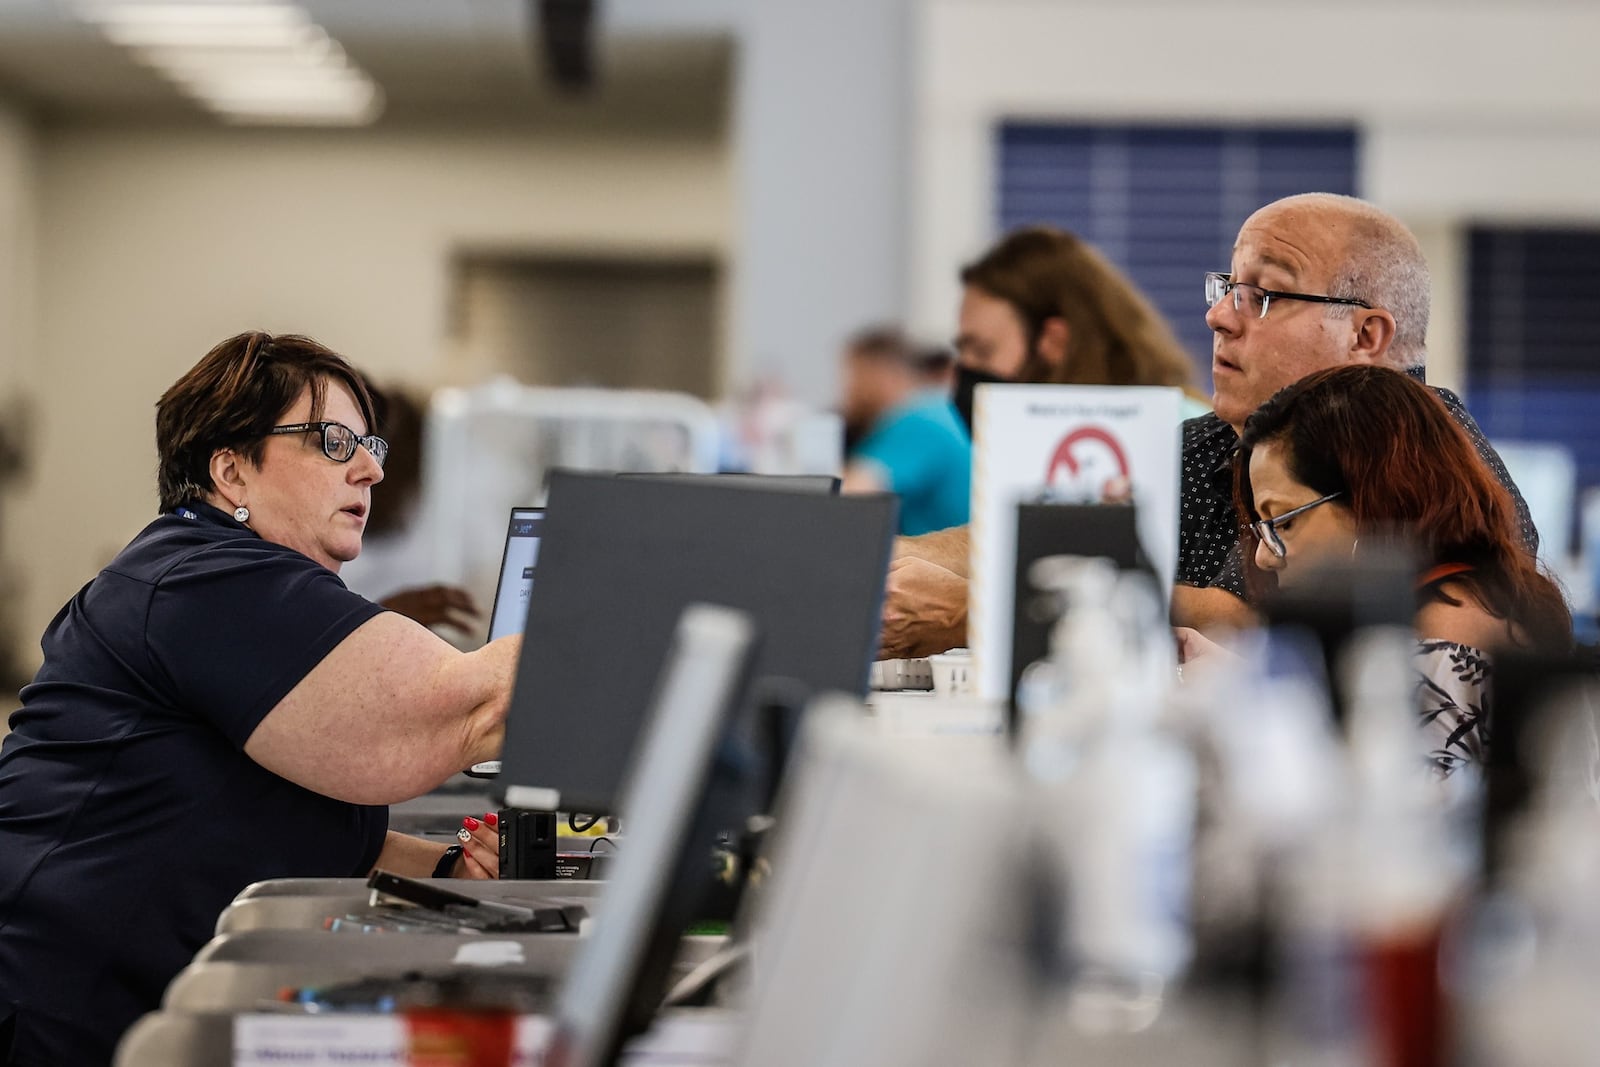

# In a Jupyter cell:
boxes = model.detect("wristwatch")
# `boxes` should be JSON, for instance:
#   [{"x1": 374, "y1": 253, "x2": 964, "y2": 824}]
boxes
[{"x1": 432, "y1": 843, "x2": 464, "y2": 878}]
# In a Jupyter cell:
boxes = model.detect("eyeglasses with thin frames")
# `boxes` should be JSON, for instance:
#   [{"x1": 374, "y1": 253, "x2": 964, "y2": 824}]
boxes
[
  {"x1": 1252, "y1": 491, "x2": 1344, "y2": 559},
  {"x1": 1205, "y1": 272, "x2": 1372, "y2": 320},
  {"x1": 268, "y1": 421, "x2": 388, "y2": 468}
]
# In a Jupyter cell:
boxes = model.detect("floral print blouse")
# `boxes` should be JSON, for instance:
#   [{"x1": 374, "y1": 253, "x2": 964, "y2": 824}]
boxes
[{"x1": 1416, "y1": 638, "x2": 1492, "y2": 779}]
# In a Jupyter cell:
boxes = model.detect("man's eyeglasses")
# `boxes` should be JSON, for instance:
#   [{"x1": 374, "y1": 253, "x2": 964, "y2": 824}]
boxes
[
  {"x1": 269, "y1": 421, "x2": 388, "y2": 468},
  {"x1": 1251, "y1": 491, "x2": 1343, "y2": 559},
  {"x1": 1205, "y1": 272, "x2": 1372, "y2": 320}
]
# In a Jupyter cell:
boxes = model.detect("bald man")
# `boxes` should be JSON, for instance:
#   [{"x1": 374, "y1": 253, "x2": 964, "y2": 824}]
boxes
[{"x1": 1172, "y1": 192, "x2": 1533, "y2": 629}]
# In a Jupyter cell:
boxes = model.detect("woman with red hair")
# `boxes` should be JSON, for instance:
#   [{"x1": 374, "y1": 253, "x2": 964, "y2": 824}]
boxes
[{"x1": 1179, "y1": 365, "x2": 1571, "y2": 777}]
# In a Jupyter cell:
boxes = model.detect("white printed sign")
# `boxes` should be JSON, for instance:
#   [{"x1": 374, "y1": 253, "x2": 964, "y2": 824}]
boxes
[
  {"x1": 970, "y1": 384, "x2": 1182, "y2": 701},
  {"x1": 234, "y1": 1015, "x2": 406, "y2": 1065},
  {"x1": 233, "y1": 1013, "x2": 553, "y2": 1065}
]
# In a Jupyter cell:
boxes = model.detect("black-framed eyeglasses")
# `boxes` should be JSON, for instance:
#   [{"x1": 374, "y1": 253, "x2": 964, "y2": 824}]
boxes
[
  {"x1": 1251, "y1": 491, "x2": 1343, "y2": 559},
  {"x1": 268, "y1": 421, "x2": 388, "y2": 468},
  {"x1": 1205, "y1": 272, "x2": 1372, "y2": 320}
]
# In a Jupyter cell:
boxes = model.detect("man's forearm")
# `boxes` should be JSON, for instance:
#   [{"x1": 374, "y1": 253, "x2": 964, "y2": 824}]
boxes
[
  {"x1": 370, "y1": 830, "x2": 452, "y2": 879},
  {"x1": 895, "y1": 524, "x2": 971, "y2": 577},
  {"x1": 1170, "y1": 583, "x2": 1256, "y2": 631}
]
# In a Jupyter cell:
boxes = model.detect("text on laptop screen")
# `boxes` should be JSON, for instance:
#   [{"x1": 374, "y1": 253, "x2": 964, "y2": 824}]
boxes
[{"x1": 489, "y1": 508, "x2": 545, "y2": 641}]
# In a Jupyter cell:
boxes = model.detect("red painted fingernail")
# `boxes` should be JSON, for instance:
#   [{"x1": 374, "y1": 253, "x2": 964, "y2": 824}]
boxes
[
  {"x1": 484, "y1": 813, "x2": 498, "y2": 828},
  {"x1": 462, "y1": 816, "x2": 481, "y2": 831}
]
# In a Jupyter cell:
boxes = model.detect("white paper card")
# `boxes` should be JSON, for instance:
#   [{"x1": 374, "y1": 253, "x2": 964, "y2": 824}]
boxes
[
  {"x1": 234, "y1": 1015, "x2": 405, "y2": 1065},
  {"x1": 453, "y1": 939, "x2": 528, "y2": 967},
  {"x1": 970, "y1": 384, "x2": 1182, "y2": 701},
  {"x1": 233, "y1": 1013, "x2": 553, "y2": 1065}
]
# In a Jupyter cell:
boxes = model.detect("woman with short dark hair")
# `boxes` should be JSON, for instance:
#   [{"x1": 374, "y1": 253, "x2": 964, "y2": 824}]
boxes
[{"x1": 0, "y1": 332, "x2": 515, "y2": 1064}]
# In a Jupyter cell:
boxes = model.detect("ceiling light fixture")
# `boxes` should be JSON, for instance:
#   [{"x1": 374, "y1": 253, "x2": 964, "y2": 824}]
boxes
[{"x1": 73, "y1": 0, "x2": 383, "y2": 126}]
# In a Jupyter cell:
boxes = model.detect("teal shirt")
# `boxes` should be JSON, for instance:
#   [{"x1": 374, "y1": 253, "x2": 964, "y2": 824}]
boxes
[{"x1": 852, "y1": 391, "x2": 972, "y2": 536}]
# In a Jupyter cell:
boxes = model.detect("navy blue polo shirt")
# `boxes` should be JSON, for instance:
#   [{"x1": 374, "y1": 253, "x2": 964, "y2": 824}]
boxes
[{"x1": 0, "y1": 501, "x2": 388, "y2": 1065}]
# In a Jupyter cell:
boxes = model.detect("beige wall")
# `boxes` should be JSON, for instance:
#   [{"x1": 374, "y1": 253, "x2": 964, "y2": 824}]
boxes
[
  {"x1": 453, "y1": 255, "x2": 723, "y2": 397},
  {"x1": 0, "y1": 104, "x2": 34, "y2": 394},
  {"x1": 11, "y1": 122, "x2": 731, "y2": 670},
  {"x1": 0, "y1": 102, "x2": 36, "y2": 688}
]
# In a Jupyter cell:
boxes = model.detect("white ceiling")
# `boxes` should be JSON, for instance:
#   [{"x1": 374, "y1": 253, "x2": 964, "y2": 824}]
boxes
[{"x1": 0, "y1": 0, "x2": 734, "y2": 131}]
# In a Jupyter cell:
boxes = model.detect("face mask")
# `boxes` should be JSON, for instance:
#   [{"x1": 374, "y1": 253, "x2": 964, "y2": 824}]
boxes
[{"x1": 952, "y1": 364, "x2": 1009, "y2": 433}]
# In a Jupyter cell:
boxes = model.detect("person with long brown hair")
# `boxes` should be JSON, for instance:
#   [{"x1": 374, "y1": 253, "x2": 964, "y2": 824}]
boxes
[
  {"x1": 951, "y1": 225, "x2": 1203, "y2": 410},
  {"x1": 883, "y1": 225, "x2": 1205, "y2": 657},
  {"x1": 1178, "y1": 365, "x2": 1571, "y2": 777}
]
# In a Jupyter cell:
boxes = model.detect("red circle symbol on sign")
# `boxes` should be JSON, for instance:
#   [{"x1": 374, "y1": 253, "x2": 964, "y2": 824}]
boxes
[{"x1": 1046, "y1": 426, "x2": 1131, "y2": 496}]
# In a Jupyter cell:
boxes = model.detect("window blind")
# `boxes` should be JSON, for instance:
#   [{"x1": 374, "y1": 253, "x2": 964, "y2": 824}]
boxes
[
  {"x1": 1467, "y1": 226, "x2": 1600, "y2": 531},
  {"x1": 996, "y1": 122, "x2": 1360, "y2": 392}
]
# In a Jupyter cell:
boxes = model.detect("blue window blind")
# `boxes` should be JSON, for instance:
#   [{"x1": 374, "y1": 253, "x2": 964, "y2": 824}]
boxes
[
  {"x1": 996, "y1": 123, "x2": 1360, "y2": 392},
  {"x1": 1467, "y1": 226, "x2": 1600, "y2": 496}
]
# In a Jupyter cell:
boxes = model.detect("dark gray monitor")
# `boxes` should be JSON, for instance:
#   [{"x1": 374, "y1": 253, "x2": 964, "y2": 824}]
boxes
[
  {"x1": 617, "y1": 471, "x2": 841, "y2": 495},
  {"x1": 1008, "y1": 502, "x2": 1153, "y2": 733},
  {"x1": 546, "y1": 602, "x2": 760, "y2": 1067},
  {"x1": 495, "y1": 469, "x2": 896, "y2": 814}
]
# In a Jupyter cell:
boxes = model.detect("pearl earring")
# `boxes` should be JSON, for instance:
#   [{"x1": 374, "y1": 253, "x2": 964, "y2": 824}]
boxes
[
  {"x1": 1351, "y1": 537, "x2": 1359, "y2": 559},
  {"x1": 234, "y1": 505, "x2": 250, "y2": 524}
]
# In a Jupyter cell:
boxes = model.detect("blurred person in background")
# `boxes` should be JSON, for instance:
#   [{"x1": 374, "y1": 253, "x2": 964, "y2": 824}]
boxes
[
  {"x1": 1175, "y1": 193, "x2": 1535, "y2": 633},
  {"x1": 913, "y1": 343, "x2": 957, "y2": 395},
  {"x1": 839, "y1": 326, "x2": 971, "y2": 536},
  {"x1": 841, "y1": 338, "x2": 956, "y2": 455},
  {"x1": 0, "y1": 333, "x2": 512, "y2": 1065},
  {"x1": 880, "y1": 225, "x2": 1205, "y2": 657},
  {"x1": 1176, "y1": 365, "x2": 1571, "y2": 778},
  {"x1": 340, "y1": 378, "x2": 481, "y2": 636}
]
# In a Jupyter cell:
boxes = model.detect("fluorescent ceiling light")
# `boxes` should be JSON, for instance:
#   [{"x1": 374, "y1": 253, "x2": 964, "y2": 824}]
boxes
[
  {"x1": 216, "y1": 110, "x2": 372, "y2": 127},
  {"x1": 208, "y1": 91, "x2": 383, "y2": 125},
  {"x1": 102, "y1": 23, "x2": 324, "y2": 50},
  {"x1": 80, "y1": 4, "x2": 309, "y2": 31},
  {"x1": 178, "y1": 75, "x2": 375, "y2": 101},
  {"x1": 203, "y1": 91, "x2": 379, "y2": 126},
  {"x1": 134, "y1": 43, "x2": 348, "y2": 75},
  {"x1": 74, "y1": 0, "x2": 384, "y2": 126}
]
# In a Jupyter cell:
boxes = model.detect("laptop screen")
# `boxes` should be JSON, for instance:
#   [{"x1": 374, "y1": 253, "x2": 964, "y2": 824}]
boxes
[{"x1": 488, "y1": 507, "x2": 545, "y2": 642}]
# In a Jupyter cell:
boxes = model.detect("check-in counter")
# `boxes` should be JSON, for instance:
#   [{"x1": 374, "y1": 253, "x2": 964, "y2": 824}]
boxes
[
  {"x1": 192, "y1": 928, "x2": 578, "y2": 967},
  {"x1": 214, "y1": 879, "x2": 606, "y2": 934},
  {"x1": 162, "y1": 959, "x2": 552, "y2": 1014},
  {"x1": 116, "y1": 1012, "x2": 233, "y2": 1067},
  {"x1": 165, "y1": 935, "x2": 726, "y2": 1014},
  {"x1": 231, "y1": 873, "x2": 604, "y2": 900},
  {"x1": 123, "y1": 937, "x2": 729, "y2": 1066},
  {"x1": 118, "y1": 1004, "x2": 739, "y2": 1067}
]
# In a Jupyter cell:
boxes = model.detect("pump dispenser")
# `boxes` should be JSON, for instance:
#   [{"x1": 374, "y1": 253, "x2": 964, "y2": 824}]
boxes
[
  {"x1": 1343, "y1": 628, "x2": 1462, "y2": 1067},
  {"x1": 1016, "y1": 555, "x2": 1119, "y2": 781},
  {"x1": 1454, "y1": 687, "x2": 1600, "y2": 1066},
  {"x1": 1020, "y1": 559, "x2": 1195, "y2": 1028},
  {"x1": 1270, "y1": 627, "x2": 1463, "y2": 1067}
]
